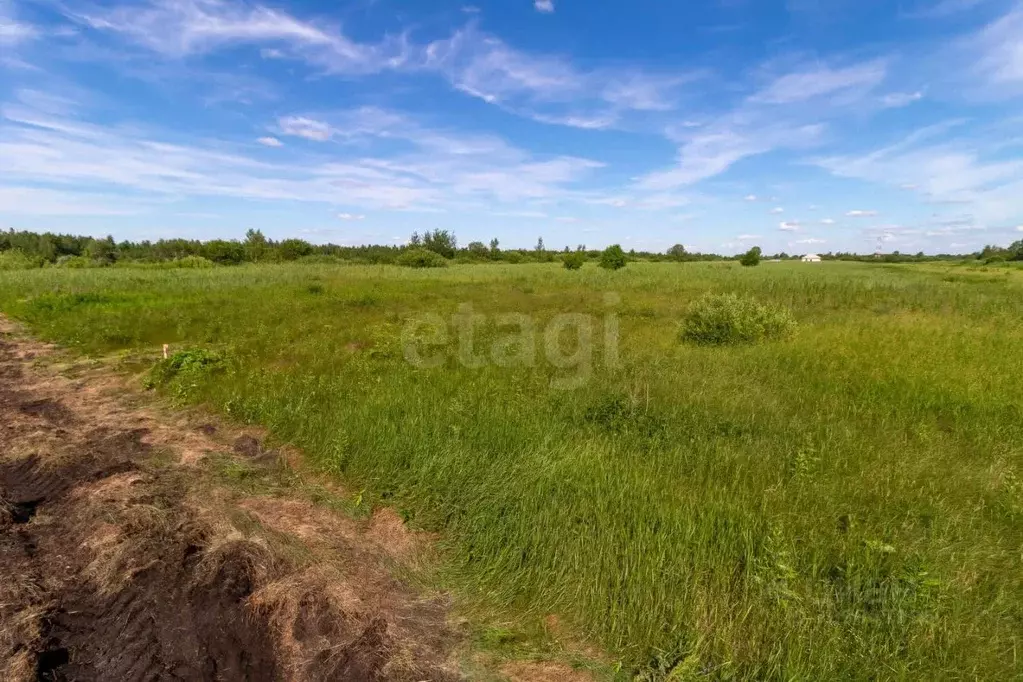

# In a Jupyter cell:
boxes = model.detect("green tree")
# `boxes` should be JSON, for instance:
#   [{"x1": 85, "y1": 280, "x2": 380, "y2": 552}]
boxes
[
  {"x1": 244, "y1": 229, "x2": 270, "y2": 262},
  {"x1": 599, "y1": 244, "x2": 627, "y2": 270},
  {"x1": 467, "y1": 241, "x2": 489, "y2": 259},
  {"x1": 278, "y1": 238, "x2": 313, "y2": 261},
  {"x1": 423, "y1": 229, "x2": 456, "y2": 259},
  {"x1": 201, "y1": 240, "x2": 245, "y2": 264},
  {"x1": 740, "y1": 246, "x2": 762, "y2": 267},
  {"x1": 667, "y1": 244, "x2": 688, "y2": 262},
  {"x1": 85, "y1": 236, "x2": 117, "y2": 263},
  {"x1": 562, "y1": 251, "x2": 585, "y2": 270}
]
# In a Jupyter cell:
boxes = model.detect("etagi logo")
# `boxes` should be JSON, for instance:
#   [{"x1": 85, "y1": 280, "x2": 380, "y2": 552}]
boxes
[{"x1": 401, "y1": 293, "x2": 621, "y2": 389}]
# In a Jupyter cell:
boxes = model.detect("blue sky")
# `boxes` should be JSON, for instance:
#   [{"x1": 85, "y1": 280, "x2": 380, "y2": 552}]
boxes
[{"x1": 2, "y1": 0, "x2": 1022, "y2": 254}]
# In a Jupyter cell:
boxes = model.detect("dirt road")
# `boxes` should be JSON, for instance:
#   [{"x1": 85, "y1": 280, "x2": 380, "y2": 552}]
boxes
[{"x1": 0, "y1": 319, "x2": 464, "y2": 681}]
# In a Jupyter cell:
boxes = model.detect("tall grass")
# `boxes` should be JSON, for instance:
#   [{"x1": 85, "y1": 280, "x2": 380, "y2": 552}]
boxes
[{"x1": 1, "y1": 261, "x2": 1021, "y2": 679}]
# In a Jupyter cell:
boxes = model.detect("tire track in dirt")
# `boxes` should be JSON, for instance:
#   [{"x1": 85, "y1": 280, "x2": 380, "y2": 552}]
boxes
[{"x1": 0, "y1": 320, "x2": 465, "y2": 682}]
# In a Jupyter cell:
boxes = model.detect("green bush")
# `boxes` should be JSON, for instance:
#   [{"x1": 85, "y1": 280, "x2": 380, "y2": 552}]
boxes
[
  {"x1": 562, "y1": 252, "x2": 585, "y2": 270},
  {"x1": 55, "y1": 255, "x2": 102, "y2": 268},
  {"x1": 681, "y1": 293, "x2": 795, "y2": 345},
  {"x1": 396, "y1": 248, "x2": 449, "y2": 268},
  {"x1": 0, "y1": 249, "x2": 43, "y2": 270},
  {"x1": 740, "y1": 246, "x2": 762, "y2": 267},
  {"x1": 599, "y1": 244, "x2": 627, "y2": 270},
  {"x1": 145, "y1": 348, "x2": 226, "y2": 397}
]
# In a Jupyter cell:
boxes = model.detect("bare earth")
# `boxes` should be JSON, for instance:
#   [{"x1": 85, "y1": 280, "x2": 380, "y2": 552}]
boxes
[{"x1": 0, "y1": 317, "x2": 469, "y2": 681}]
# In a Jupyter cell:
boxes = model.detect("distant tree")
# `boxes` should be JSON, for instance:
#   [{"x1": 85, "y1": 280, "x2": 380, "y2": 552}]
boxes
[
  {"x1": 467, "y1": 241, "x2": 488, "y2": 258},
  {"x1": 423, "y1": 229, "x2": 456, "y2": 259},
  {"x1": 667, "y1": 244, "x2": 687, "y2": 262},
  {"x1": 85, "y1": 236, "x2": 117, "y2": 263},
  {"x1": 397, "y1": 248, "x2": 448, "y2": 268},
  {"x1": 489, "y1": 237, "x2": 499, "y2": 251},
  {"x1": 202, "y1": 240, "x2": 245, "y2": 265},
  {"x1": 410, "y1": 231, "x2": 422, "y2": 247},
  {"x1": 535, "y1": 237, "x2": 545, "y2": 254},
  {"x1": 599, "y1": 244, "x2": 627, "y2": 270},
  {"x1": 740, "y1": 246, "x2": 762, "y2": 267},
  {"x1": 244, "y1": 229, "x2": 270, "y2": 262},
  {"x1": 278, "y1": 238, "x2": 314, "y2": 261},
  {"x1": 1008, "y1": 240, "x2": 1023, "y2": 261},
  {"x1": 576, "y1": 244, "x2": 586, "y2": 252},
  {"x1": 562, "y1": 251, "x2": 585, "y2": 270}
]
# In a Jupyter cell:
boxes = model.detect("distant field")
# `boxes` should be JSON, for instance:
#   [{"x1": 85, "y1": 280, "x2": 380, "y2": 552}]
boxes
[{"x1": 1, "y1": 260, "x2": 1021, "y2": 679}]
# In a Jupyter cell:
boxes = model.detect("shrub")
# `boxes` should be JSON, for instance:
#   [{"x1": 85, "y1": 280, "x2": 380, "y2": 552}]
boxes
[
  {"x1": 740, "y1": 246, "x2": 762, "y2": 267},
  {"x1": 562, "y1": 251, "x2": 585, "y2": 270},
  {"x1": 396, "y1": 248, "x2": 449, "y2": 268},
  {"x1": 599, "y1": 244, "x2": 627, "y2": 270},
  {"x1": 681, "y1": 293, "x2": 796, "y2": 345},
  {"x1": 0, "y1": 249, "x2": 44, "y2": 270},
  {"x1": 145, "y1": 348, "x2": 226, "y2": 397},
  {"x1": 55, "y1": 255, "x2": 101, "y2": 268},
  {"x1": 502, "y1": 251, "x2": 526, "y2": 264}
]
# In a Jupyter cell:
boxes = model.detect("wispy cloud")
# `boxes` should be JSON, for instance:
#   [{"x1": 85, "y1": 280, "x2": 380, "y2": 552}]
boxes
[
  {"x1": 0, "y1": 93, "x2": 604, "y2": 214},
  {"x1": 337, "y1": 212, "x2": 365, "y2": 220},
  {"x1": 820, "y1": 218, "x2": 836, "y2": 224},
  {"x1": 65, "y1": 0, "x2": 412, "y2": 74},
  {"x1": 795, "y1": 237, "x2": 825, "y2": 244},
  {"x1": 750, "y1": 60, "x2": 887, "y2": 104},
  {"x1": 0, "y1": 0, "x2": 37, "y2": 46},
  {"x1": 845, "y1": 209, "x2": 878, "y2": 217},
  {"x1": 880, "y1": 90, "x2": 924, "y2": 107},
  {"x1": 256, "y1": 136, "x2": 282, "y2": 147},
  {"x1": 770, "y1": 206, "x2": 784, "y2": 214},
  {"x1": 779, "y1": 221, "x2": 801, "y2": 231},
  {"x1": 534, "y1": 0, "x2": 555, "y2": 13},
  {"x1": 278, "y1": 116, "x2": 333, "y2": 141}
]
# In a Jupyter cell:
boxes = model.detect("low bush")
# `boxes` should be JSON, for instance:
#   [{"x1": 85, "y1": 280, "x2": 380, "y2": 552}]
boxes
[
  {"x1": 599, "y1": 244, "x2": 627, "y2": 270},
  {"x1": 562, "y1": 252, "x2": 586, "y2": 270},
  {"x1": 681, "y1": 293, "x2": 795, "y2": 345},
  {"x1": 145, "y1": 348, "x2": 226, "y2": 397},
  {"x1": 0, "y1": 249, "x2": 43, "y2": 270},
  {"x1": 396, "y1": 248, "x2": 449, "y2": 268}
]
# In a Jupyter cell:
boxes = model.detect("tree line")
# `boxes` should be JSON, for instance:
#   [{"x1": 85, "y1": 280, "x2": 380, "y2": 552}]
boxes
[{"x1": 2, "y1": 227, "x2": 1020, "y2": 269}]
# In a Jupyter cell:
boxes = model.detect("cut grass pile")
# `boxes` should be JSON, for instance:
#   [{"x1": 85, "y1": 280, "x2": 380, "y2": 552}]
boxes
[{"x1": 1, "y1": 260, "x2": 1021, "y2": 679}]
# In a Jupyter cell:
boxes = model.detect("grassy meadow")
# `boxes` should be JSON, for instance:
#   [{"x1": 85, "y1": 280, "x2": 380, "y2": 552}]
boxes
[{"x1": 1, "y1": 260, "x2": 1021, "y2": 679}]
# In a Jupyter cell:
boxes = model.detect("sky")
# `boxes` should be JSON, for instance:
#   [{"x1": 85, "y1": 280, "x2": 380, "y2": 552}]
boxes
[{"x1": 2, "y1": 0, "x2": 1023, "y2": 254}]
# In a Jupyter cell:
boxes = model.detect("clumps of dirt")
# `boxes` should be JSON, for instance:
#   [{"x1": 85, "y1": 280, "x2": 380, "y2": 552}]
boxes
[
  {"x1": 0, "y1": 324, "x2": 471, "y2": 682},
  {"x1": 233, "y1": 435, "x2": 282, "y2": 466},
  {"x1": 18, "y1": 398, "x2": 75, "y2": 424},
  {"x1": 501, "y1": 661, "x2": 595, "y2": 682}
]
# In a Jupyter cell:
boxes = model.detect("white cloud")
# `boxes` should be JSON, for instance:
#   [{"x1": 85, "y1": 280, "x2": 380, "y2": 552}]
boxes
[
  {"x1": 881, "y1": 91, "x2": 924, "y2": 107},
  {"x1": 770, "y1": 206, "x2": 784, "y2": 214},
  {"x1": 750, "y1": 60, "x2": 887, "y2": 105},
  {"x1": 556, "y1": 216, "x2": 579, "y2": 223},
  {"x1": 736, "y1": 234, "x2": 761, "y2": 240},
  {"x1": 462, "y1": 5, "x2": 481, "y2": 13},
  {"x1": 65, "y1": 0, "x2": 411, "y2": 74},
  {"x1": 534, "y1": 0, "x2": 555, "y2": 13},
  {"x1": 337, "y1": 212, "x2": 365, "y2": 220},
  {"x1": 779, "y1": 221, "x2": 801, "y2": 231},
  {"x1": 846, "y1": 209, "x2": 878, "y2": 217},
  {"x1": 903, "y1": 0, "x2": 986, "y2": 18},
  {"x1": 1017, "y1": 225, "x2": 1023, "y2": 231},
  {"x1": 821, "y1": 218, "x2": 836, "y2": 225},
  {"x1": 257, "y1": 136, "x2": 283, "y2": 147},
  {"x1": 744, "y1": 194, "x2": 757, "y2": 201},
  {"x1": 0, "y1": 96, "x2": 605, "y2": 214},
  {"x1": 637, "y1": 122, "x2": 825, "y2": 189},
  {"x1": 795, "y1": 237, "x2": 826, "y2": 244},
  {"x1": 971, "y1": 5, "x2": 1023, "y2": 88},
  {"x1": 279, "y1": 116, "x2": 333, "y2": 141},
  {"x1": 0, "y1": 0, "x2": 37, "y2": 46}
]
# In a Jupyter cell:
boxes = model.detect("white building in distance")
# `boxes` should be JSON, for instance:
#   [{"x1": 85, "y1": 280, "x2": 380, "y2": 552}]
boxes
[{"x1": 801, "y1": 253, "x2": 822, "y2": 262}]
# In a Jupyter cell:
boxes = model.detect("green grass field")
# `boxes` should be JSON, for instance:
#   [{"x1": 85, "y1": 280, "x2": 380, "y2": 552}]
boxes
[{"x1": 2, "y1": 260, "x2": 1021, "y2": 679}]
